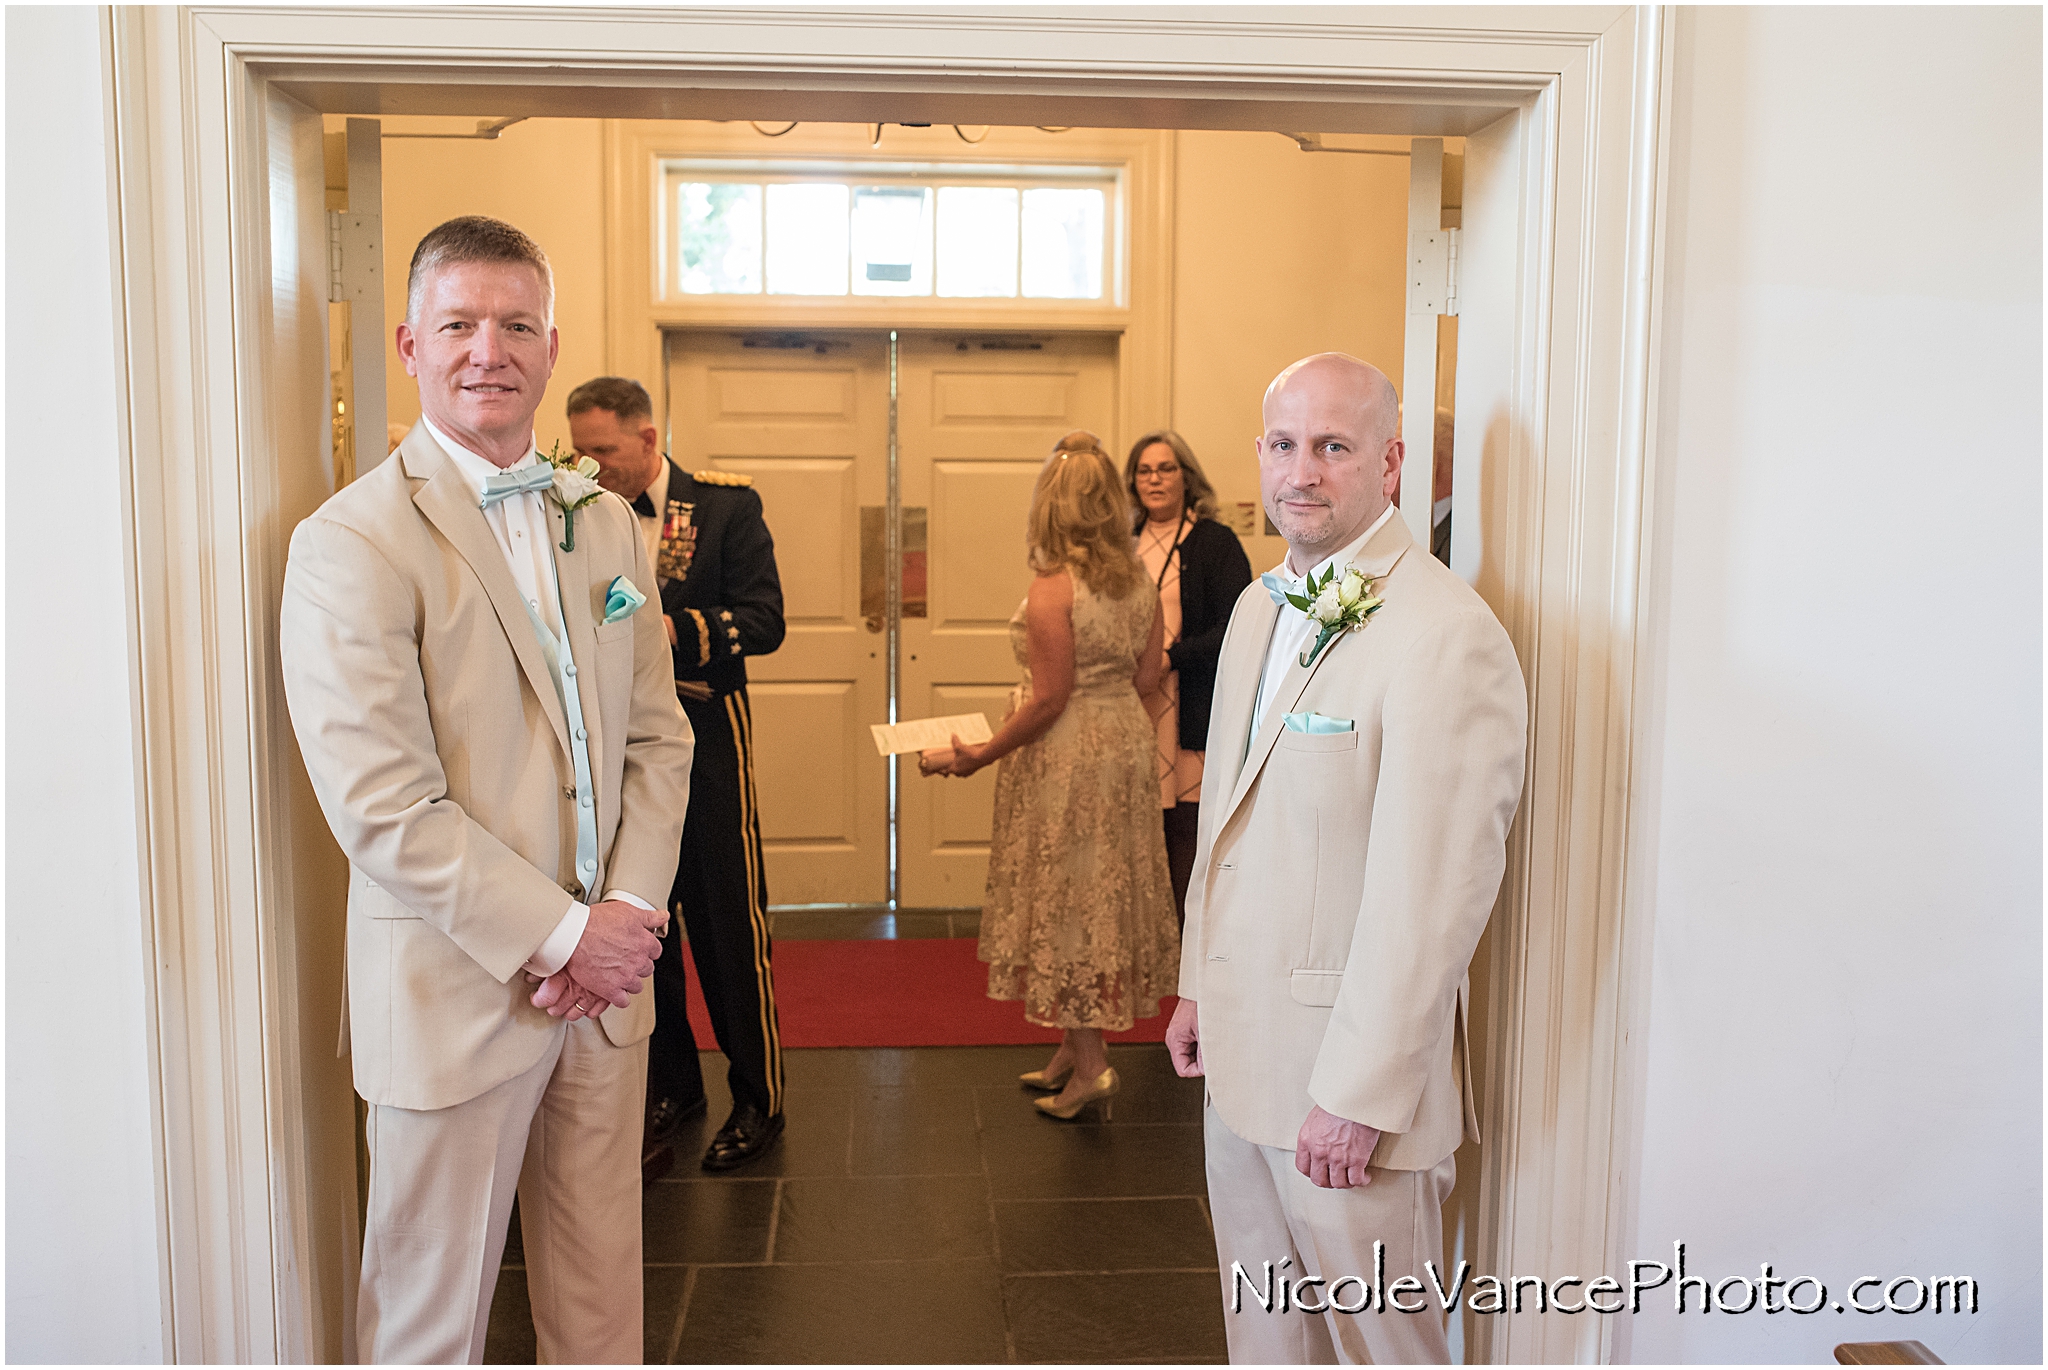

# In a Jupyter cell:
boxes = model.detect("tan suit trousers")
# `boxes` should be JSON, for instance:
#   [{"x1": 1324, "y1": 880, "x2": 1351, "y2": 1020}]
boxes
[
  {"x1": 358, "y1": 1017, "x2": 647, "y2": 1364},
  {"x1": 1205, "y1": 1103, "x2": 1456, "y2": 1365}
]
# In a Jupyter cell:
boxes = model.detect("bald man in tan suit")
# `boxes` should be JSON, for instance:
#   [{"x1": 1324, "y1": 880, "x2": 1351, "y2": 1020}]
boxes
[
  {"x1": 1167, "y1": 354, "x2": 1526, "y2": 1363},
  {"x1": 283, "y1": 217, "x2": 691, "y2": 1363}
]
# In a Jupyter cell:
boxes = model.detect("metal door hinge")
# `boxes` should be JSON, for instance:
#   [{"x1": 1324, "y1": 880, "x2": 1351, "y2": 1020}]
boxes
[
  {"x1": 1407, "y1": 226, "x2": 1461, "y2": 317},
  {"x1": 327, "y1": 209, "x2": 382, "y2": 305}
]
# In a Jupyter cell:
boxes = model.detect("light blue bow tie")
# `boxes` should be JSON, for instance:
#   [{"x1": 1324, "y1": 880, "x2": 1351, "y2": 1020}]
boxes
[
  {"x1": 478, "y1": 464, "x2": 554, "y2": 510},
  {"x1": 1261, "y1": 570, "x2": 1304, "y2": 607}
]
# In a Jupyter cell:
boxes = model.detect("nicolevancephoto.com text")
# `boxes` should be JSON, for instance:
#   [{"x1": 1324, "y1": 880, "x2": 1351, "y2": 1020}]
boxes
[{"x1": 1232, "y1": 1242, "x2": 1979, "y2": 1319}]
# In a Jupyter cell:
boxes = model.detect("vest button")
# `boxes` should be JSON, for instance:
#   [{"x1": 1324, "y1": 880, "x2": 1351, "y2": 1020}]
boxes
[{"x1": 563, "y1": 786, "x2": 575, "y2": 799}]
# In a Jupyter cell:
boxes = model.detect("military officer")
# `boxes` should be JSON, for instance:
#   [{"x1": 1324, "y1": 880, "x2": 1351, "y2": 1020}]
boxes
[{"x1": 567, "y1": 376, "x2": 789, "y2": 1173}]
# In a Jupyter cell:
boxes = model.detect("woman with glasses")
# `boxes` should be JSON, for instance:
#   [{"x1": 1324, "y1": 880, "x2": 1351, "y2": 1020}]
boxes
[{"x1": 1124, "y1": 430, "x2": 1254, "y2": 928}]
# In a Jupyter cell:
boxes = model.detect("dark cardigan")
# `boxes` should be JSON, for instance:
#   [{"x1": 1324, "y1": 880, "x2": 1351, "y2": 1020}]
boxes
[{"x1": 1156, "y1": 515, "x2": 1255, "y2": 754}]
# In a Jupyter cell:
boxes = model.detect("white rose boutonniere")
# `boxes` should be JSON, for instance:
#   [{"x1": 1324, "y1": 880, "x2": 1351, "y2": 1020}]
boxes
[
  {"x1": 541, "y1": 441, "x2": 605, "y2": 551},
  {"x1": 1282, "y1": 562, "x2": 1385, "y2": 668}
]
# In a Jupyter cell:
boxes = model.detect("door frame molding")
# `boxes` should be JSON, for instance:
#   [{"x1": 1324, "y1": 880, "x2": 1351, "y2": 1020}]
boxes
[{"x1": 108, "y1": 6, "x2": 1669, "y2": 1362}]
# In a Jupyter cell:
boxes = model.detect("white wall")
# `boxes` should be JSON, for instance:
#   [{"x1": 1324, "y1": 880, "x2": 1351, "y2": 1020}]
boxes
[
  {"x1": 1626, "y1": 8, "x2": 2041, "y2": 1363},
  {"x1": 4, "y1": 6, "x2": 168, "y2": 1363}
]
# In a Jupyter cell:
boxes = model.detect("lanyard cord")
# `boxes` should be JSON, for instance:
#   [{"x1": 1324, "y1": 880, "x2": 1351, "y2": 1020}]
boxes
[
  {"x1": 1146, "y1": 509, "x2": 1193, "y2": 648},
  {"x1": 1149, "y1": 509, "x2": 1193, "y2": 593}
]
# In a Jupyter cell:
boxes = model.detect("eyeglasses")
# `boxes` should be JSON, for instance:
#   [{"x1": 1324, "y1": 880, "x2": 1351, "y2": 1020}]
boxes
[{"x1": 1135, "y1": 463, "x2": 1180, "y2": 480}]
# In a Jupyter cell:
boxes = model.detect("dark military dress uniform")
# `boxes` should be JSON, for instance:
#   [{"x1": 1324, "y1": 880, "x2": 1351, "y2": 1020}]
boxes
[{"x1": 634, "y1": 458, "x2": 787, "y2": 1169}]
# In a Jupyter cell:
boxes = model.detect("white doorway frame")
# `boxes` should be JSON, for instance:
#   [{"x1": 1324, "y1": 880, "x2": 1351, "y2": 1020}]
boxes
[{"x1": 107, "y1": 6, "x2": 1671, "y2": 1363}]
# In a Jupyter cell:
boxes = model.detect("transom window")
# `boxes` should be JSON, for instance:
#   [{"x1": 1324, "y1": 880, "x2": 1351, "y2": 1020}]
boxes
[{"x1": 662, "y1": 161, "x2": 1117, "y2": 303}]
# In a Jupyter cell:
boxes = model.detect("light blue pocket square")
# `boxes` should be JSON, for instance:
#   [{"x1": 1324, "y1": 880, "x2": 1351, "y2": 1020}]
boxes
[
  {"x1": 1283, "y1": 711, "x2": 1354, "y2": 734},
  {"x1": 602, "y1": 575, "x2": 646, "y2": 625}
]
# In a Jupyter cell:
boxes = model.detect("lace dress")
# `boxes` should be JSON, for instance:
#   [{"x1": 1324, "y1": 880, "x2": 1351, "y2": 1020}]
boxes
[{"x1": 979, "y1": 571, "x2": 1181, "y2": 1030}]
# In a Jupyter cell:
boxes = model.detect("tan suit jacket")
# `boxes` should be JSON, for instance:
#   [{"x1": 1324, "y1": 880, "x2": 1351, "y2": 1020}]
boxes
[
  {"x1": 282, "y1": 424, "x2": 693, "y2": 1111},
  {"x1": 1179, "y1": 514, "x2": 1526, "y2": 1171}
]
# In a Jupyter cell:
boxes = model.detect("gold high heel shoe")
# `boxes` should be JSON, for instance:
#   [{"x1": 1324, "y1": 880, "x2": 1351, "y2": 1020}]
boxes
[
  {"x1": 1033, "y1": 1067, "x2": 1119, "y2": 1121},
  {"x1": 1018, "y1": 1061, "x2": 1074, "y2": 1091}
]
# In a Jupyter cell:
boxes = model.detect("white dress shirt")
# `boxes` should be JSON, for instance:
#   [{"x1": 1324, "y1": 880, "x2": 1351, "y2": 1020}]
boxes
[
  {"x1": 422, "y1": 416, "x2": 656, "y2": 978},
  {"x1": 1252, "y1": 502, "x2": 1397, "y2": 727},
  {"x1": 634, "y1": 459, "x2": 670, "y2": 586}
]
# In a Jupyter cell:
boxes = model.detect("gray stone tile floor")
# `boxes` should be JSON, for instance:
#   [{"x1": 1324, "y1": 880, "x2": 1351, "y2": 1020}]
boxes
[{"x1": 484, "y1": 906, "x2": 1226, "y2": 1364}]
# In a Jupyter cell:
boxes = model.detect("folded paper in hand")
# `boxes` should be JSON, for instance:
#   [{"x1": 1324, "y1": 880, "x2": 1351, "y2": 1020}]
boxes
[{"x1": 871, "y1": 713, "x2": 993, "y2": 757}]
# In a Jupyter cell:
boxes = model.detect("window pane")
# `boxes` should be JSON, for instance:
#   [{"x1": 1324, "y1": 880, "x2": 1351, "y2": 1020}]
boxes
[
  {"x1": 935, "y1": 186, "x2": 1018, "y2": 297},
  {"x1": 765, "y1": 183, "x2": 850, "y2": 295},
  {"x1": 850, "y1": 186, "x2": 932, "y2": 296},
  {"x1": 677, "y1": 182, "x2": 762, "y2": 294},
  {"x1": 1021, "y1": 187, "x2": 1105, "y2": 299}
]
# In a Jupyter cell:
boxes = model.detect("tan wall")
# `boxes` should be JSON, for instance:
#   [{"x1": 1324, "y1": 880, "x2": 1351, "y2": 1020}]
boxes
[
  {"x1": 376, "y1": 119, "x2": 608, "y2": 458},
  {"x1": 372, "y1": 121, "x2": 1411, "y2": 516},
  {"x1": 1168, "y1": 130, "x2": 1408, "y2": 571}
]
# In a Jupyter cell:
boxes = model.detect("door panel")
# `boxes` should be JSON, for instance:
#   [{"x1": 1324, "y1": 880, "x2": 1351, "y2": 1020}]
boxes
[
  {"x1": 666, "y1": 332, "x2": 889, "y2": 903},
  {"x1": 927, "y1": 461, "x2": 1045, "y2": 625},
  {"x1": 718, "y1": 456, "x2": 858, "y2": 625},
  {"x1": 747, "y1": 680, "x2": 862, "y2": 844},
  {"x1": 897, "y1": 333, "x2": 1120, "y2": 905}
]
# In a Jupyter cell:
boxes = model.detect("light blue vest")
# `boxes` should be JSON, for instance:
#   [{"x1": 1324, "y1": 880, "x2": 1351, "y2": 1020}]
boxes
[{"x1": 520, "y1": 594, "x2": 600, "y2": 901}]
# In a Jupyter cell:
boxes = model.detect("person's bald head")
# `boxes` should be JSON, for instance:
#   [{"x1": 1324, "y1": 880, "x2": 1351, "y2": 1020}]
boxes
[
  {"x1": 1261, "y1": 353, "x2": 1400, "y2": 443},
  {"x1": 1256, "y1": 352, "x2": 1406, "y2": 569}
]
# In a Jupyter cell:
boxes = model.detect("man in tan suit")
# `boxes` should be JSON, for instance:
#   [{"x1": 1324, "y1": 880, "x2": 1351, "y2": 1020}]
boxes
[
  {"x1": 1166, "y1": 354, "x2": 1526, "y2": 1363},
  {"x1": 282, "y1": 216, "x2": 691, "y2": 1363}
]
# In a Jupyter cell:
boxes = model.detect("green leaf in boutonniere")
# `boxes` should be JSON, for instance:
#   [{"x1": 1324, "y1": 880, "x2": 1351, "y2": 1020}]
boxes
[
  {"x1": 1296, "y1": 563, "x2": 1385, "y2": 668},
  {"x1": 540, "y1": 440, "x2": 605, "y2": 551}
]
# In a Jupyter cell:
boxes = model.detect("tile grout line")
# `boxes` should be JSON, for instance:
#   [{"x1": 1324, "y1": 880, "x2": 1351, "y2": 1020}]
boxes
[
  {"x1": 990, "y1": 1192, "x2": 1211, "y2": 1204},
  {"x1": 763, "y1": 1176, "x2": 784, "y2": 1263},
  {"x1": 976, "y1": 1074, "x2": 1021, "y2": 1366},
  {"x1": 663, "y1": 1265, "x2": 696, "y2": 1365}
]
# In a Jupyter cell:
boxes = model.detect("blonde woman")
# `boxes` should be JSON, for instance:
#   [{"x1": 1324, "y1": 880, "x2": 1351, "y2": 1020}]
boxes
[{"x1": 920, "y1": 430, "x2": 1180, "y2": 1121}]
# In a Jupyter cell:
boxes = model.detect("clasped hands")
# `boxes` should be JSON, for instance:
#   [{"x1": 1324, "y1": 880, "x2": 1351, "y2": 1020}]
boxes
[
  {"x1": 1165, "y1": 998, "x2": 1381, "y2": 1190},
  {"x1": 524, "y1": 899, "x2": 667, "y2": 1021},
  {"x1": 918, "y1": 733, "x2": 988, "y2": 779}
]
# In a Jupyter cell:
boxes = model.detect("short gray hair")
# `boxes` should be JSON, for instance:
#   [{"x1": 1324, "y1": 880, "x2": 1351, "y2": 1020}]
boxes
[{"x1": 404, "y1": 215, "x2": 554, "y2": 326}]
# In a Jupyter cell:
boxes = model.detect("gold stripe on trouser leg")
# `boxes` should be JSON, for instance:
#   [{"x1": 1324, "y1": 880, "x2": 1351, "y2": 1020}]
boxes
[{"x1": 724, "y1": 691, "x2": 782, "y2": 1115}]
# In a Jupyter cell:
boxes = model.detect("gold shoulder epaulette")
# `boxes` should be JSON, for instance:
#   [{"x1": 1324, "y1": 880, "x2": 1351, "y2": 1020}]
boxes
[{"x1": 693, "y1": 469, "x2": 753, "y2": 488}]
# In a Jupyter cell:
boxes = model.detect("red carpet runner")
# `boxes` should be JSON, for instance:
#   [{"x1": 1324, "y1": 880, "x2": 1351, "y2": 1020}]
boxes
[{"x1": 682, "y1": 936, "x2": 1177, "y2": 1048}]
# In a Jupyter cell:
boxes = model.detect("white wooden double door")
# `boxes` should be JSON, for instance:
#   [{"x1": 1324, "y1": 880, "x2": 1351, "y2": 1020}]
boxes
[{"x1": 666, "y1": 330, "x2": 1118, "y2": 908}]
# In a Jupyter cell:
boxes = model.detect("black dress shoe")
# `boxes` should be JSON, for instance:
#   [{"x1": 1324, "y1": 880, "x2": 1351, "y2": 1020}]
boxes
[
  {"x1": 701, "y1": 1103, "x2": 785, "y2": 1172},
  {"x1": 645, "y1": 1093, "x2": 708, "y2": 1148}
]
